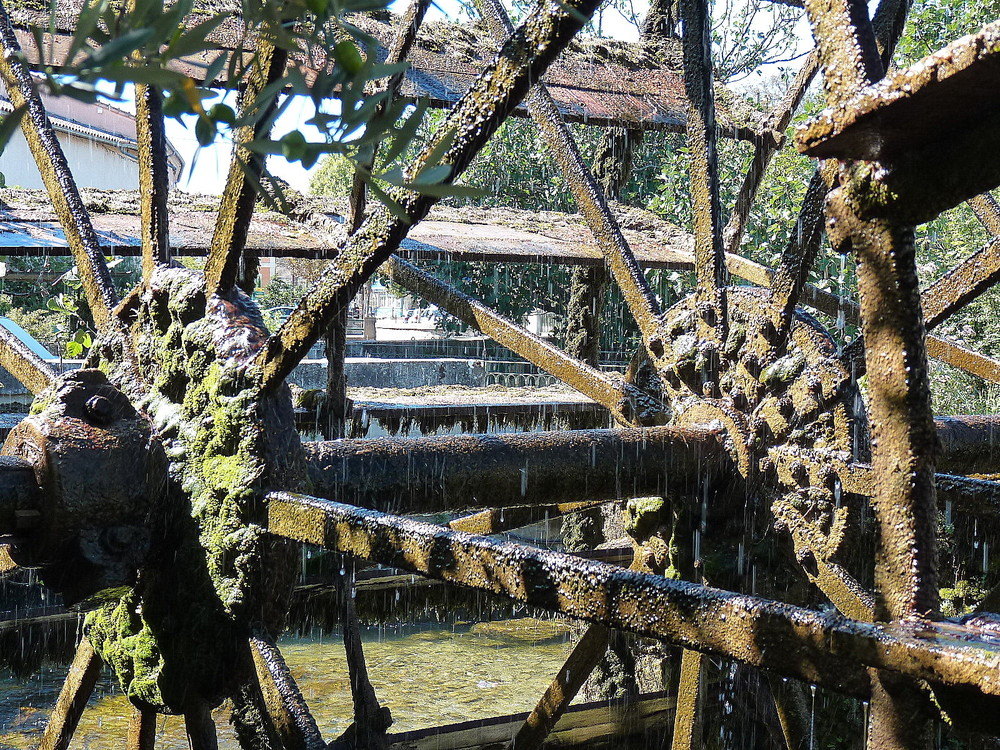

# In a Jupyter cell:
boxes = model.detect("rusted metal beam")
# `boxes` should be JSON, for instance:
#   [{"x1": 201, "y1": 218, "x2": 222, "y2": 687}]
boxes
[
  {"x1": 800, "y1": 20, "x2": 1000, "y2": 162},
  {"x1": 265, "y1": 491, "x2": 1000, "y2": 701},
  {"x1": 205, "y1": 41, "x2": 288, "y2": 295},
  {"x1": 697, "y1": 236, "x2": 1000, "y2": 384},
  {"x1": 0, "y1": 0, "x2": 118, "y2": 331},
  {"x1": 682, "y1": 0, "x2": 727, "y2": 338},
  {"x1": 769, "y1": 444, "x2": 1000, "y2": 517},
  {"x1": 249, "y1": 632, "x2": 326, "y2": 750},
  {"x1": 934, "y1": 474, "x2": 1000, "y2": 518},
  {"x1": 772, "y1": 496, "x2": 876, "y2": 622},
  {"x1": 381, "y1": 256, "x2": 661, "y2": 425},
  {"x1": 769, "y1": 0, "x2": 909, "y2": 356},
  {"x1": 126, "y1": 706, "x2": 157, "y2": 750},
  {"x1": 475, "y1": 0, "x2": 661, "y2": 340},
  {"x1": 38, "y1": 638, "x2": 103, "y2": 750},
  {"x1": 334, "y1": 566, "x2": 392, "y2": 748},
  {"x1": 805, "y1": 2, "x2": 936, "y2": 738},
  {"x1": 509, "y1": 624, "x2": 611, "y2": 750},
  {"x1": 800, "y1": 22, "x2": 1000, "y2": 227},
  {"x1": 302, "y1": 425, "x2": 725, "y2": 514},
  {"x1": 767, "y1": 674, "x2": 810, "y2": 750},
  {"x1": 969, "y1": 192, "x2": 1000, "y2": 236},
  {"x1": 303, "y1": 420, "x2": 1000, "y2": 522},
  {"x1": 348, "y1": 0, "x2": 432, "y2": 232},
  {"x1": 0, "y1": 545, "x2": 15, "y2": 574},
  {"x1": 256, "y1": 0, "x2": 605, "y2": 391},
  {"x1": 802, "y1": 0, "x2": 883, "y2": 108},
  {"x1": 0, "y1": 324, "x2": 57, "y2": 394},
  {"x1": 768, "y1": 169, "x2": 832, "y2": 352}
]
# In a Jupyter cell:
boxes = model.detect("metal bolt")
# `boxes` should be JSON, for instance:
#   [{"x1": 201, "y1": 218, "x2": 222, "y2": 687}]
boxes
[
  {"x1": 85, "y1": 395, "x2": 114, "y2": 425},
  {"x1": 648, "y1": 336, "x2": 664, "y2": 358}
]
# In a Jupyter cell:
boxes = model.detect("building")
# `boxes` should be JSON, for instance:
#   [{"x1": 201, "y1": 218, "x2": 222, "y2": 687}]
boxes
[{"x1": 0, "y1": 81, "x2": 184, "y2": 190}]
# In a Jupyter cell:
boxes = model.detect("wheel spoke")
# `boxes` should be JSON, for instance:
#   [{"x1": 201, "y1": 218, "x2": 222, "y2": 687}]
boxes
[
  {"x1": 382, "y1": 256, "x2": 662, "y2": 425},
  {"x1": 767, "y1": 169, "x2": 833, "y2": 353},
  {"x1": 248, "y1": 633, "x2": 326, "y2": 750},
  {"x1": 0, "y1": 323, "x2": 57, "y2": 394},
  {"x1": 969, "y1": 191, "x2": 1000, "y2": 235},
  {"x1": 921, "y1": 237, "x2": 1000, "y2": 330},
  {"x1": 843, "y1": 220, "x2": 1000, "y2": 380},
  {"x1": 348, "y1": 0, "x2": 432, "y2": 231},
  {"x1": 38, "y1": 638, "x2": 103, "y2": 750},
  {"x1": 772, "y1": 497, "x2": 876, "y2": 622},
  {"x1": 768, "y1": 0, "x2": 910, "y2": 355},
  {"x1": 509, "y1": 624, "x2": 611, "y2": 750},
  {"x1": 803, "y1": 0, "x2": 883, "y2": 107},
  {"x1": 475, "y1": 0, "x2": 661, "y2": 341},
  {"x1": 766, "y1": 674, "x2": 811, "y2": 750},
  {"x1": 255, "y1": 0, "x2": 604, "y2": 390},
  {"x1": 822, "y1": 185, "x2": 936, "y2": 746},
  {"x1": 334, "y1": 566, "x2": 391, "y2": 746},
  {"x1": 681, "y1": 0, "x2": 727, "y2": 339},
  {"x1": 723, "y1": 51, "x2": 820, "y2": 256},
  {"x1": 134, "y1": 83, "x2": 171, "y2": 285},
  {"x1": 205, "y1": 40, "x2": 288, "y2": 296},
  {"x1": 669, "y1": 650, "x2": 705, "y2": 750},
  {"x1": 0, "y1": 0, "x2": 118, "y2": 330},
  {"x1": 183, "y1": 704, "x2": 219, "y2": 750},
  {"x1": 126, "y1": 705, "x2": 157, "y2": 750}
]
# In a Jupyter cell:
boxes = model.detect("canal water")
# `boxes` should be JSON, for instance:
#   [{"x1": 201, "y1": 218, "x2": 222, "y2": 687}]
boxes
[{"x1": 0, "y1": 620, "x2": 574, "y2": 749}]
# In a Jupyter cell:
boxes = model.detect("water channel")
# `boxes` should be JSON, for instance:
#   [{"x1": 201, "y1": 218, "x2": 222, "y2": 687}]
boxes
[{"x1": 0, "y1": 619, "x2": 574, "y2": 748}]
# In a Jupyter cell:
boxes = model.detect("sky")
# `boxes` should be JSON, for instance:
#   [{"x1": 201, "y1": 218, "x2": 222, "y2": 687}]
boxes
[
  {"x1": 148, "y1": 0, "x2": 654, "y2": 195},
  {"x1": 147, "y1": 0, "x2": 815, "y2": 196}
]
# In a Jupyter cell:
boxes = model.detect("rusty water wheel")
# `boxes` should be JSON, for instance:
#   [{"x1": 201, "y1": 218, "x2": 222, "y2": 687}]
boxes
[
  {"x1": 2, "y1": 267, "x2": 311, "y2": 743},
  {"x1": 3, "y1": 0, "x2": 1000, "y2": 748}
]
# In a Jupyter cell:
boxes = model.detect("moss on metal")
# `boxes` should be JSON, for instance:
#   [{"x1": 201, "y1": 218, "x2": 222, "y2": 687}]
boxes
[{"x1": 81, "y1": 268, "x2": 303, "y2": 713}]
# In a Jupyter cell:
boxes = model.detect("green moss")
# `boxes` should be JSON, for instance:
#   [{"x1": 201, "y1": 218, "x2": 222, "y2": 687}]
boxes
[
  {"x1": 84, "y1": 268, "x2": 300, "y2": 713},
  {"x1": 624, "y1": 497, "x2": 666, "y2": 542},
  {"x1": 940, "y1": 579, "x2": 989, "y2": 618}
]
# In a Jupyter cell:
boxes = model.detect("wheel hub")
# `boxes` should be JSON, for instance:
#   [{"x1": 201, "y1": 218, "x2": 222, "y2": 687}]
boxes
[
  {"x1": 2, "y1": 268, "x2": 305, "y2": 714},
  {"x1": 651, "y1": 288, "x2": 857, "y2": 474}
]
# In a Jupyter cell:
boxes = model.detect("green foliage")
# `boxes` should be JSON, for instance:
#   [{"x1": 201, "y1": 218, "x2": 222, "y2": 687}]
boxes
[
  {"x1": 309, "y1": 154, "x2": 355, "y2": 198},
  {"x1": 896, "y1": 0, "x2": 1000, "y2": 64},
  {"x1": 19, "y1": 0, "x2": 471, "y2": 209},
  {"x1": 255, "y1": 277, "x2": 308, "y2": 310},
  {"x1": 255, "y1": 278, "x2": 309, "y2": 332}
]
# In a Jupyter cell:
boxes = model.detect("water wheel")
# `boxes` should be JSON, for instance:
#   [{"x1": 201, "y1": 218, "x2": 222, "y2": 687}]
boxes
[{"x1": 3, "y1": 0, "x2": 1000, "y2": 748}]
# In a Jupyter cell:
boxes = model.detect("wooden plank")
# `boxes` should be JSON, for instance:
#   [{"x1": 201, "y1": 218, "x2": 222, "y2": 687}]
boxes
[{"x1": 388, "y1": 692, "x2": 675, "y2": 750}]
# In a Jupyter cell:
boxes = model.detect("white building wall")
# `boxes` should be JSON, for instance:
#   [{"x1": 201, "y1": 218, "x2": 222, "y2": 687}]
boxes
[{"x1": 0, "y1": 130, "x2": 138, "y2": 190}]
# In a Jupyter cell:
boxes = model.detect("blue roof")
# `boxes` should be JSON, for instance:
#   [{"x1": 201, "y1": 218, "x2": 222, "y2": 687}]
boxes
[{"x1": 0, "y1": 317, "x2": 56, "y2": 361}]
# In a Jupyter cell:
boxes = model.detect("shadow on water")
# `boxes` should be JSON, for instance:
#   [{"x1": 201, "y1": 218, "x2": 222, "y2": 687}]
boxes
[{"x1": 0, "y1": 619, "x2": 574, "y2": 749}]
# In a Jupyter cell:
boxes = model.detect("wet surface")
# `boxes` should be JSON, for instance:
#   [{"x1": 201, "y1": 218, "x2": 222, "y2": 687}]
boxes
[{"x1": 0, "y1": 621, "x2": 574, "y2": 748}]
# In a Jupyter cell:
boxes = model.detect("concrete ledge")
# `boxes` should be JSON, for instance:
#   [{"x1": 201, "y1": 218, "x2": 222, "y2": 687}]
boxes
[{"x1": 290, "y1": 358, "x2": 487, "y2": 390}]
